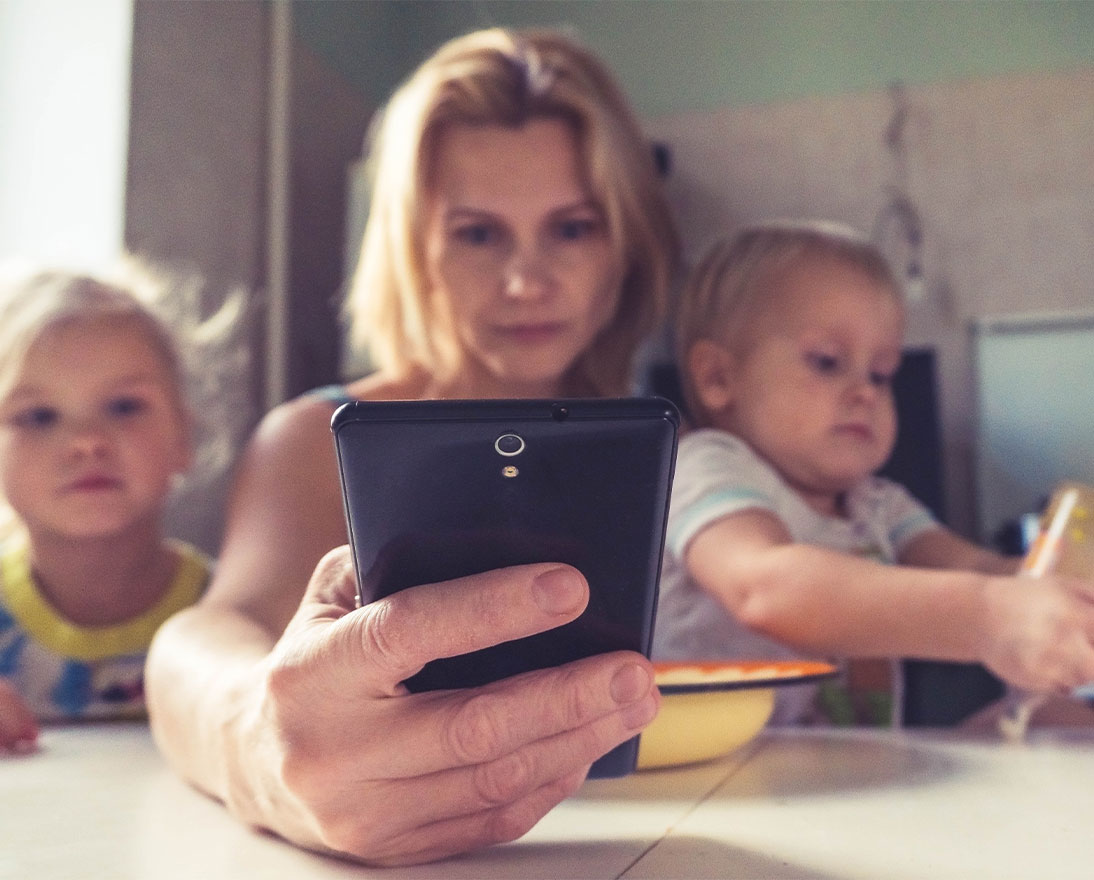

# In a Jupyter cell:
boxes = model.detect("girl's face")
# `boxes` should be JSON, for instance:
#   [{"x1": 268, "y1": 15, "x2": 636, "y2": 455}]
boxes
[
  {"x1": 711, "y1": 257, "x2": 904, "y2": 517},
  {"x1": 422, "y1": 118, "x2": 624, "y2": 398},
  {"x1": 0, "y1": 317, "x2": 190, "y2": 541}
]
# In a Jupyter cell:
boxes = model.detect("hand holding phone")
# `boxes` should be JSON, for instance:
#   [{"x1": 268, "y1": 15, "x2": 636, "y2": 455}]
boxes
[{"x1": 332, "y1": 397, "x2": 678, "y2": 776}]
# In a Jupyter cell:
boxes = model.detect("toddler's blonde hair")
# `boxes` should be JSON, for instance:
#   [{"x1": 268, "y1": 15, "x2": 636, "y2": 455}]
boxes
[{"x1": 676, "y1": 220, "x2": 901, "y2": 427}]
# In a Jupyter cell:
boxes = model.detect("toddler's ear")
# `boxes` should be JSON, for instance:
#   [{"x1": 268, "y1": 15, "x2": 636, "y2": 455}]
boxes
[{"x1": 687, "y1": 339, "x2": 738, "y2": 414}]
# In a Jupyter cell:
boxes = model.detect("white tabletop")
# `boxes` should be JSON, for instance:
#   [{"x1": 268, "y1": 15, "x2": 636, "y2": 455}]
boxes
[{"x1": 4, "y1": 721, "x2": 1094, "y2": 879}]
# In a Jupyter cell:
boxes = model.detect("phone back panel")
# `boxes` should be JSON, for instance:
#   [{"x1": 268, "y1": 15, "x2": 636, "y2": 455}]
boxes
[{"x1": 332, "y1": 398, "x2": 678, "y2": 777}]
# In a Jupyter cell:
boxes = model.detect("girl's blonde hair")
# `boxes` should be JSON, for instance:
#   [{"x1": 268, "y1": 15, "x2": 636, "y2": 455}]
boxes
[
  {"x1": 345, "y1": 27, "x2": 678, "y2": 396},
  {"x1": 0, "y1": 258, "x2": 248, "y2": 497},
  {"x1": 676, "y1": 219, "x2": 901, "y2": 427}
]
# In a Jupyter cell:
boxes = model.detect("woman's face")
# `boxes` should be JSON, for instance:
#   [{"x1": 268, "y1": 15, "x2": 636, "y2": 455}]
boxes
[{"x1": 423, "y1": 118, "x2": 624, "y2": 398}]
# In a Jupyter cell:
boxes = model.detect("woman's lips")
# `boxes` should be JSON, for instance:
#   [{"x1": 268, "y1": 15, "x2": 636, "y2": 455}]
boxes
[{"x1": 493, "y1": 322, "x2": 567, "y2": 344}]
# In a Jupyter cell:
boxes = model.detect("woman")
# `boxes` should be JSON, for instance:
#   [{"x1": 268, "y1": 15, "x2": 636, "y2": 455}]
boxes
[{"x1": 145, "y1": 28, "x2": 678, "y2": 867}]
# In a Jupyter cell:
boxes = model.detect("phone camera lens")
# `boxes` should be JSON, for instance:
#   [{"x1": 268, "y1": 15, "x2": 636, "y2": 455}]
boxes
[
  {"x1": 552, "y1": 404, "x2": 570, "y2": 422},
  {"x1": 495, "y1": 433, "x2": 525, "y2": 456}
]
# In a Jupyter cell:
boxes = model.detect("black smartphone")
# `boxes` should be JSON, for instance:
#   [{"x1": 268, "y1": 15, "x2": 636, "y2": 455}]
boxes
[{"x1": 331, "y1": 397, "x2": 678, "y2": 777}]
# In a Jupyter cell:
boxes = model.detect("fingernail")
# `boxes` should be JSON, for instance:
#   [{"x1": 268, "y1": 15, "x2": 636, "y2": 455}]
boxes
[
  {"x1": 532, "y1": 567, "x2": 584, "y2": 614},
  {"x1": 610, "y1": 663, "x2": 652, "y2": 704}
]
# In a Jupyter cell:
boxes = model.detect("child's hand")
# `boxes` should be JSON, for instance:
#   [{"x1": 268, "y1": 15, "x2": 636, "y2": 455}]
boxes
[
  {"x1": 0, "y1": 679, "x2": 38, "y2": 753},
  {"x1": 980, "y1": 574, "x2": 1094, "y2": 693}
]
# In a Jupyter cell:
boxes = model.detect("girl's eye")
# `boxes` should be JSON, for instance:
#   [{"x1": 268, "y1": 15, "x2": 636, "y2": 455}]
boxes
[
  {"x1": 806, "y1": 352, "x2": 840, "y2": 374},
  {"x1": 869, "y1": 370, "x2": 895, "y2": 388},
  {"x1": 107, "y1": 396, "x2": 148, "y2": 418},
  {"x1": 10, "y1": 406, "x2": 58, "y2": 429},
  {"x1": 554, "y1": 217, "x2": 601, "y2": 241}
]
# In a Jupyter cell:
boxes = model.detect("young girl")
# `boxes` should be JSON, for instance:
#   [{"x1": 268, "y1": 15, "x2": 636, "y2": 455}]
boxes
[
  {"x1": 0, "y1": 266, "x2": 238, "y2": 750},
  {"x1": 654, "y1": 220, "x2": 1094, "y2": 726}
]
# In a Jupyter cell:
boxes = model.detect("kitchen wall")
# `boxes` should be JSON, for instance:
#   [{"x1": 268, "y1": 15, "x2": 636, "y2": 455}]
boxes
[
  {"x1": 644, "y1": 67, "x2": 1094, "y2": 538},
  {"x1": 118, "y1": 1, "x2": 1094, "y2": 548},
  {"x1": 124, "y1": 0, "x2": 371, "y2": 553},
  {"x1": 0, "y1": 0, "x2": 133, "y2": 270},
  {"x1": 296, "y1": 1, "x2": 1094, "y2": 539},
  {"x1": 293, "y1": 0, "x2": 1094, "y2": 116}
]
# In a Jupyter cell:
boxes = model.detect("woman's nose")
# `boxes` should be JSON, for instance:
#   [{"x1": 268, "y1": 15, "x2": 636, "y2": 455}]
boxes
[{"x1": 502, "y1": 246, "x2": 553, "y2": 300}]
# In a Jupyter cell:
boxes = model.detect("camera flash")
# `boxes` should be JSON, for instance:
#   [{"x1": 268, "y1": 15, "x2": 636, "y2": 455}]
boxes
[{"x1": 502, "y1": 465, "x2": 519, "y2": 478}]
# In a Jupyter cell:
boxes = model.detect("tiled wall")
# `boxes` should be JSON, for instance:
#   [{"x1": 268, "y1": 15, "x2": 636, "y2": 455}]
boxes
[{"x1": 646, "y1": 67, "x2": 1094, "y2": 539}]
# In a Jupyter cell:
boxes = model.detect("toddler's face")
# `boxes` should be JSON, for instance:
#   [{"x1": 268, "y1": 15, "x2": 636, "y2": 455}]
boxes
[
  {"x1": 714, "y1": 257, "x2": 904, "y2": 516},
  {"x1": 0, "y1": 317, "x2": 190, "y2": 541}
]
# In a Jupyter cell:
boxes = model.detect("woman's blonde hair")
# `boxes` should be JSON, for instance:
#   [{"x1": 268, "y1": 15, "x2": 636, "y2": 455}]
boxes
[
  {"x1": 676, "y1": 219, "x2": 901, "y2": 426},
  {"x1": 345, "y1": 27, "x2": 678, "y2": 396}
]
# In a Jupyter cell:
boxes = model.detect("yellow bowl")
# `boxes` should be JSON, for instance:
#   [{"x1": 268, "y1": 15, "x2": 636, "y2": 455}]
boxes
[{"x1": 636, "y1": 660, "x2": 837, "y2": 770}]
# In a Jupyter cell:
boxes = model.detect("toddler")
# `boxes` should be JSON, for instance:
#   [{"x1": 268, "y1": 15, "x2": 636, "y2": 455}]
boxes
[
  {"x1": 0, "y1": 265, "x2": 239, "y2": 750},
  {"x1": 653, "y1": 220, "x2": 1094, "y2": 725}
]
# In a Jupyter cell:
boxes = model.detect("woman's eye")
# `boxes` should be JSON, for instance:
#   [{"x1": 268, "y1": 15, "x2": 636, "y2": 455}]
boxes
[
  {"x1": 869, "y1": 370, "x2": 895, "y2": 388},
  {"x1": 806, "y1": 352, "x2": 840, "y2": 374},
  {"x1": 107, "y1": 396, "x2": 147, "y2": 418},
  {"x1": 10, "y1": 406, "x2": 58, "y2": 429}
]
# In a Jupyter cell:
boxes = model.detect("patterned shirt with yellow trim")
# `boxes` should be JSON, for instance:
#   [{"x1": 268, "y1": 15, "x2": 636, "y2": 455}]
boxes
[{"x1": 0, "y1": 539, "x2": 211, "y2": 720}]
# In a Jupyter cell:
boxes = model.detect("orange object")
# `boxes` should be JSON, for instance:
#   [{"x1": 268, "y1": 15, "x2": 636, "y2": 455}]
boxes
[{"x1": 1020, "y1": 482, "x2": 1094, "y2": 579}]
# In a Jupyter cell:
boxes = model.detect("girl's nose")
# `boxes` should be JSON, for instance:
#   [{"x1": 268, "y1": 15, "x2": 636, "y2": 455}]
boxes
[{"x1": 65, "y1": 420, "x2": 112, "y2": 457}]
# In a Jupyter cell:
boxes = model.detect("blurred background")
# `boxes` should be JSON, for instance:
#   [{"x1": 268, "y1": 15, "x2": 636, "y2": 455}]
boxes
[{"x1": 2, "y1": 0, "x2": 1092, "y2": 568}]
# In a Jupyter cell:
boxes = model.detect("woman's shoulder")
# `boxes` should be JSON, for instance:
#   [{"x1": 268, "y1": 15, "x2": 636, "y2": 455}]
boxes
[
  {"x1": 344, "y1": 367, "x2": 430, "y2": 401},
  {"x1": 242, "y1": 389, "x2": 345, "y2": 477},
  {"x1": 247, "y1": 370, "x2": 429, "y2": 464}
]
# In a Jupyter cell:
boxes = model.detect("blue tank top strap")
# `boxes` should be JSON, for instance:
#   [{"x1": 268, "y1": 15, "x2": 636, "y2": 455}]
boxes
[{"x1": 306, "y1": 384, "x2": 355, "y2": 408}]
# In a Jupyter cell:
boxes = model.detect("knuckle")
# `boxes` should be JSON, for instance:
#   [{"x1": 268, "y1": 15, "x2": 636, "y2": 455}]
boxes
[
  {"x1": 319, "y1": 816, "x2": 388, "y2": 861},
  {"x1": 485, "y1": 776, "x2": 577, "y2": 846},
  {"x1": 263, "y1": 656, "x2": 306, "y2": 704},
  {"x1": 539, "y1": 663, "x2": 600, "y2": 729},
  {"x1": 473, "y1": 749, "x2": 536, "y2": 806},
  {"x1": 447, "y1": 693, "x2": 509, "y2": 764},
  {"x1": 277, "y1": 744, "x2": 326, "y2": 804},
  {"x1": 486, "y1": 801, "x2": 543, "y2": 846},
  {"x1": 356, "y1": 600, "x2": 413, "y2": 675}
]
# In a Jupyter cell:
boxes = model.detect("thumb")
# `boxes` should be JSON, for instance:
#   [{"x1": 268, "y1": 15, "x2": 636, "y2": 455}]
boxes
[{"x1": 289, "y1": 545, "x2": 360, "y2": 628}]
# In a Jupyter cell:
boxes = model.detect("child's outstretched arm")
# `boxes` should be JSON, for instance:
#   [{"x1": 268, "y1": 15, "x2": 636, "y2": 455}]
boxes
[
  {"x1": 685, "y1": 510, "x2": 1094, "y2": 695},
  {"x1": 899, "y1": 526, "x2": 1019, "y2": 576}
]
